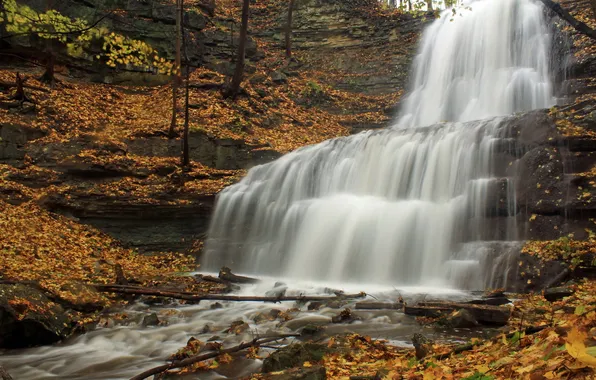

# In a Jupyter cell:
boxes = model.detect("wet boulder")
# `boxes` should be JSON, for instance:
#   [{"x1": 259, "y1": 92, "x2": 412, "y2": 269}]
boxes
[
  {"x1": 262, "y1": 342, "x2": 328, "y2": 373},
  {"x1": 142, "y1": 312, "x2": 160, "y2": 327},
  {"x1": 0, "y1": 284, "x2": 72, "y2": 348},
  {"x1": 440, "y1": 309, "x2": 479, "y2": 328}
]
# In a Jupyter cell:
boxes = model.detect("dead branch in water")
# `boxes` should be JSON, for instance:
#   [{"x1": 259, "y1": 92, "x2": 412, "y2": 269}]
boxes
[
  {"x1": 130, "y1": 334, "x2": 298, "y2": 380},
  {"x1": 92, "y1": 283, "x2": 366, "y2": 303}
]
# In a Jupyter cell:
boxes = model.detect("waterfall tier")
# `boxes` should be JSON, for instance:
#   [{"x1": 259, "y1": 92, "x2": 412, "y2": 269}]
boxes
[{"x1": 201, "y1": 0, "x2": 556, "y2": 289}]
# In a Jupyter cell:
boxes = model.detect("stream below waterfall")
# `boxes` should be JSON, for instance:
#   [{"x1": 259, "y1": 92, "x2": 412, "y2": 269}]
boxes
[{"x1": 0, "y1": 277, "x2": 500, "y2": 379}]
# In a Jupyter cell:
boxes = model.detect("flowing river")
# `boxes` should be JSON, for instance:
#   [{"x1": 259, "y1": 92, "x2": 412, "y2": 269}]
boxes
[{"x1": 1, "y1": 278, "x2": 491, "y2": 379}]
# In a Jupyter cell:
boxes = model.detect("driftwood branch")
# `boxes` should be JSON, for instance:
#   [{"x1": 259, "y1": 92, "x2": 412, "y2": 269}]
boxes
[
  {"x1": 405, "y1": 302, "x2": 511, "y2": 325},
  {"x1": 219, "y1": 266, "x2": 260, "y2": 284},
  {"x1": 539, "y1": 0, "x2": 596, "y2": 40},
  {"x1": 0, "y1": 365, "x2": 13, "y2": 380},
  {"x1": 543, "y1": 268, "x2": 570, "y2": 289},
  {"x1": 92, "y1": 283, "x2": 366, "y2": 303},
  {"x1": 130, "y1": 334, "x2": 298, "y2": 380}
]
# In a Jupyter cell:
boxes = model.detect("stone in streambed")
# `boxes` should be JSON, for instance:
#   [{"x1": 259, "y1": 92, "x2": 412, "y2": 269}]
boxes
[
  {"x1": 0, "y1": 284, "x2": 72, "y2": 348},
  {"x1": 262, "y1": 342, "x2": 328, "y2": 373}
]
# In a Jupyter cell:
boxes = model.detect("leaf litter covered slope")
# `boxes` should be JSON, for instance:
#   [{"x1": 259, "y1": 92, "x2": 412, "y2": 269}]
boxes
[{"x1": 0, "y1": 199, "x2": 199, "y2": 297}]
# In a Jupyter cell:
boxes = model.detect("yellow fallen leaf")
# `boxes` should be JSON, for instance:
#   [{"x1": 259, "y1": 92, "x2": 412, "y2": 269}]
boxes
[
  {"x1": 303, "y1": 361, "x2": 312, "y2": 367},
  {"x1": 565, "y1": 327, "x2": 596, "y2": 368}
]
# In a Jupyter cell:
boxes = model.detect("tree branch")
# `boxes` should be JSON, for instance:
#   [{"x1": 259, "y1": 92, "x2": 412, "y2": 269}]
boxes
[
  {"x1": 92, "y1": 283, "x2": 366, "y2": 303},
  {"x1": 0, "y1": 10, "x2": 115, "y2": 40},
  {"x1": 130, "y1": 335, "x2": 298, "y2": 380},
  {"x1": 539, "y1": 0, "x2": 596, "y2": 40}
]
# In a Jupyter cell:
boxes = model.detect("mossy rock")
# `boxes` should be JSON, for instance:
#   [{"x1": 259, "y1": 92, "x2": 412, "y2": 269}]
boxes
[
  {"x1": 262, "y1": 342, "x2": 328, "y2": 373},
  {"x1": 0, "y1": 284, "x2": 72, "y2": 348}
]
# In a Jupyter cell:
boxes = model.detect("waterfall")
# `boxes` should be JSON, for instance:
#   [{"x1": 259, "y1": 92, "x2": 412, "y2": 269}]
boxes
[{"x1": 201, "y1": 0, "x2": 555, "y2": 289}]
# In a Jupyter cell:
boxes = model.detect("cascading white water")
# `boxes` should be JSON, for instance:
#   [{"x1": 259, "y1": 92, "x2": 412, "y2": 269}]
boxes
[
  {"x1": 397, "y1": 0, "x2": 553, "y2": 128},
  {"x1": 202, "y1": 0, "x2": 555, "y2": 288}
]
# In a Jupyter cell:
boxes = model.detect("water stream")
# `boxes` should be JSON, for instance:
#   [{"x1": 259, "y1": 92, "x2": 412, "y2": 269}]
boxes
[{"x1": 1, "y1": 280, "x2": 485, "y2": 379}]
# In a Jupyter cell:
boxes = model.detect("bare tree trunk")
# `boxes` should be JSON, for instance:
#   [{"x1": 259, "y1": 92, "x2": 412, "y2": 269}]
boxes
[
  {"x1": 407, "y1": 0, "x2": 412, "y2": 11},
  {"x1": 230, "y1": 20, "x2": 234, "y2": 63},
  {"x1": 538, "y1": 0, "x2": 596, "y2": 40},
  {"x1": 285, "y1": 0, "x2": 294, "y2": 59},
  {"x1": 223, "y1": 0, "x2": 249, "y2": 99},
  {"x1": 181, "y1": 0, "x2": 190, "y2": 167},
  {"x1": 40, "y1": 0, "x2": 56, "y2": 86},
  {"x1": 426, "y1": 0, "x2": 433, "y2": 11},
  {"x1": 168, "y1": 0, "x2": 182, "y2": 138},
  {"x1": 40, "y1": 50, "x2": 55, "y2": 86}
]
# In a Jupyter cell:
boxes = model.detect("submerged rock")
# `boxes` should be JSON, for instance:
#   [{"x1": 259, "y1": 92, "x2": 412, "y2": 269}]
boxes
[
  {"x1": 142, "y1": 312, "x2": 160, "y2": 327},
  {"x1": 0, "y1": 284, "x2": 72, "y2": 348}
]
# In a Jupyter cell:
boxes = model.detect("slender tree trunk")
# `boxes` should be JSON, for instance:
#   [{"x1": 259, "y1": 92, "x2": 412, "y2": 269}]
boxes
[
  {"x1": 181, "y1": 0, "x2": 190, "y2": 167},
  {"x1": 230, "y1": 21, "x2": 234, "y2": 63},
  {"x1": 223, "y1": 0, "x2": 249, "y2": 99},
  {"x1": 285, "y1": 0, "x2": 294, "y2": 59},
  {"x1": 168, "y1": 0, "x2": 182, "y2": 138},
  {"x1": 40, "y1": 0, "x2": 55, "y2": 86},
  {"x1": 426, "y1": 0, "x2": 433, "y2": 11},
  {"x1": 40, "y1": 50, "x2": 55, "y2": 86},
  {"x1": 407, "y1": 0, "x2": 412, "y2": 11}
]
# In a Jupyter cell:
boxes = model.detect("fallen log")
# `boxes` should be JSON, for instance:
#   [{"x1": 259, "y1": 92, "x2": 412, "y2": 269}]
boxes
[
  {"x1": 466, "y1": 295, "x2": 511, "y2": 306},
  {"x1": 355, "y1": 302, "x2": 402, "y2": 310},
  {"x1": 194, "y1": 274, "x2": 230, "y2": 284},
  {"x1": 219, "y1": 266, "x2": 260, "y2": 284},
  {"x1": 130, "y1": 334, "x2": 298, "y2": 380},
  {"x1": 92, "y1": 283, "x2": 366, "y2": 303},
  {"x1": 406, "y1": 302, "x2": 511, "y2": 325}
]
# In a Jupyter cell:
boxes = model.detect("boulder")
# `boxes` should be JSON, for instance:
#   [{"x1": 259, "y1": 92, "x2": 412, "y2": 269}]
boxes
[
  {"x1": 0, "y1": 284, "x2": 72, "y2": 348},
  {"x1": 440, "y1": 309, "x2": 479, "y2": 328},
  {"x1": 262, "y1": 342, "x2": 328, "y2": 372},
  {"x1": 142, "y1": 312, "x2": 160, "y2": 327},
  {"x1": 270, "y1": 71, "x2": 288, "y2": 84},
  {"x1": 544, "y1": 286, "x2": 574, "y2": 302}
]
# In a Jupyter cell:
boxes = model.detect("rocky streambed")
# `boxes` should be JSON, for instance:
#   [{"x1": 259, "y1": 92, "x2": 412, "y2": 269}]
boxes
[{"x1": 0, "y1": 275, "x2": 509, "y2": 380}]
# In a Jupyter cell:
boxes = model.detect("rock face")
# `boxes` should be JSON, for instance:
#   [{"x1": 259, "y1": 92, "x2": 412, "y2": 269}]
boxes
[
  {"x1": 0, "y1": 123, "x2": 44, "y2": 162},
  {"x1": 258, "y1": 0, "x2": 431, "y2": 132},
  {"x1": 0, "y1": 284, "x2": 71, "y2": 348},
  {"x1": 265, "y1": 0, "x2": 430, "y2": 96}
]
